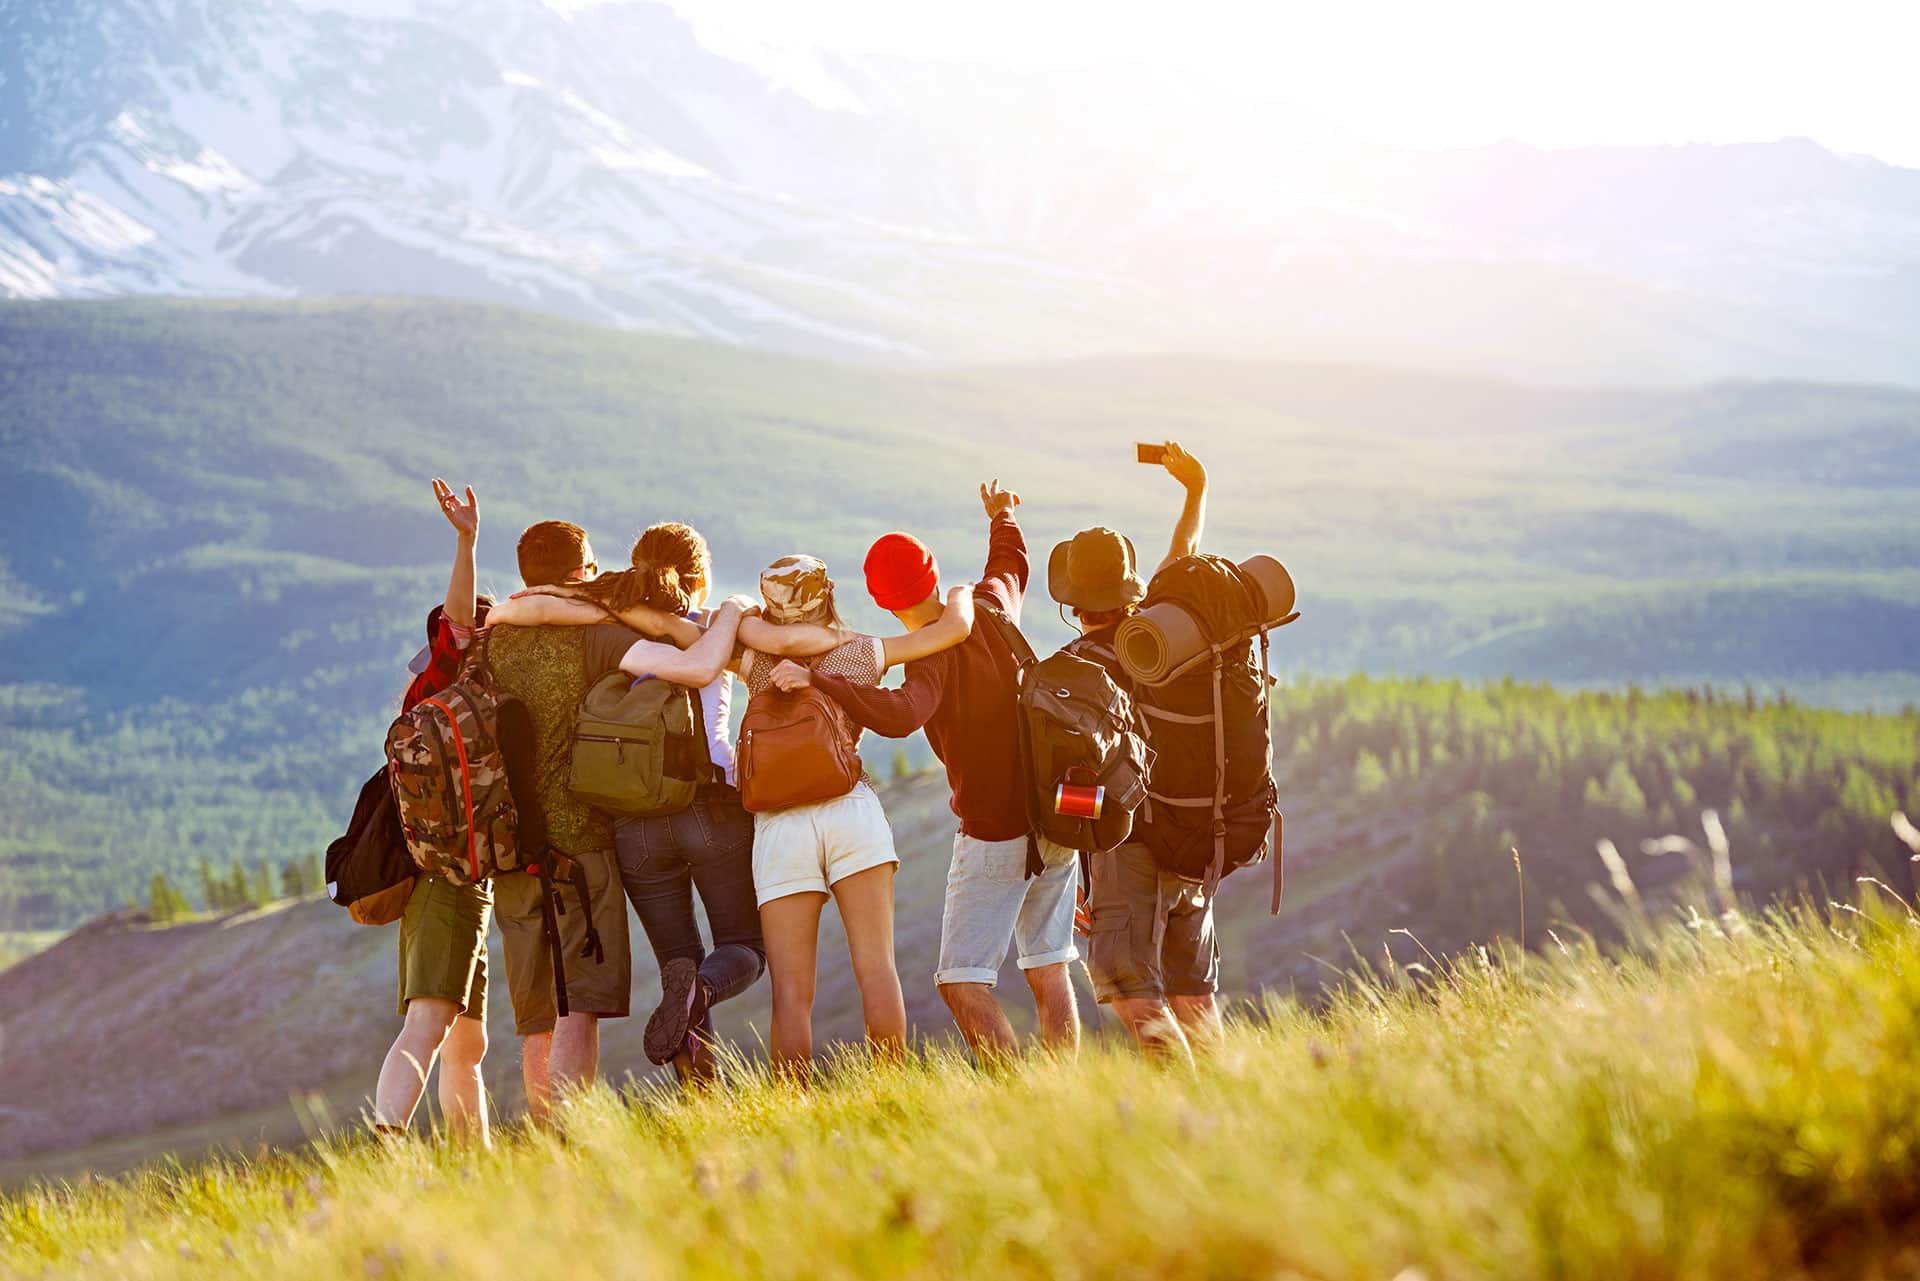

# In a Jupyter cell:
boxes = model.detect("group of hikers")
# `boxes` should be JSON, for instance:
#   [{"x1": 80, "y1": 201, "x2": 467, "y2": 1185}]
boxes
[{"x1": 340, "y1": 444, "x2": 1294, "y2": 1147}]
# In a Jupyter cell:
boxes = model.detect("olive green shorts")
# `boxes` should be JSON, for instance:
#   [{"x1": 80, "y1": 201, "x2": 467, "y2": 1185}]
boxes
[{"x1": 397, "y1": 875, "x2": 493, "y2": 1021}]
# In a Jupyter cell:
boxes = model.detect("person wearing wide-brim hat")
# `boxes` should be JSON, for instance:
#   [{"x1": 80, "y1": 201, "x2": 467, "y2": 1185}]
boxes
[
  {"x1": 1048, "y1": 441, "x2": 1205, "y2": 622},
  {"x1": 1048, "y1": 525, "x2": 1147, "y2": 618},
  {"x1": 1047, "y1": 440, "x2": 1226, "y2": 1068}
]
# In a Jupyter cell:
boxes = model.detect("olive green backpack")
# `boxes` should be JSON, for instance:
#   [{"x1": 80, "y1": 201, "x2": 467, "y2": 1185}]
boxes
[{"x1": 568, "y1": 672, "x2": 712, "y2": 817}]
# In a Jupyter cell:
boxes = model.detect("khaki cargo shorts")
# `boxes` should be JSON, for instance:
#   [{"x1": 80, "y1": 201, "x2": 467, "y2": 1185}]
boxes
[
  {"x1": 1084, "y1": 842, "x2": 1219, "y2": 1003},
  {"x1": 494, "y1": 846, "x2": 631, "y2": 1037}
]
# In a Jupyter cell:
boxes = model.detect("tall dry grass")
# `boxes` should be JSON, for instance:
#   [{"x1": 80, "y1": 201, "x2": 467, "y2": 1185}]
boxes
[{"x1": 7, "y1": 822, "x2": 1920, "y2": 1279}]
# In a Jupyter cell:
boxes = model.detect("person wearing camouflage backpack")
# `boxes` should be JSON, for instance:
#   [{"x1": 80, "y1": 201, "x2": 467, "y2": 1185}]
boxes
[
  {"x1": 1046, "y1": 442, "x2": 1230, "y2": 1065},
  {"x1": 368, "y1": 478, "x2": 497, "y2": 1145}
]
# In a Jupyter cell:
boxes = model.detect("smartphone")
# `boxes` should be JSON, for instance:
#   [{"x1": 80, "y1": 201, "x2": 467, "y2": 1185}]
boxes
[{"x1": 1135, "y1": 442, "x2": 1167, "y2": 465}]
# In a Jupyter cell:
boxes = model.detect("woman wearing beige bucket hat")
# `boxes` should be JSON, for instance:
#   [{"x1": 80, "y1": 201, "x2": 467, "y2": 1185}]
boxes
[{"x1": 735, "y1": 553, "x2": 975, "y2": 1077}]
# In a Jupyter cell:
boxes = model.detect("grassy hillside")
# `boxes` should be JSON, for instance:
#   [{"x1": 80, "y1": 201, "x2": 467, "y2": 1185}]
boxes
[
  {"x1": 8, "y1": 891, "x2": 1920, "y2": 1280},
  {"x1": 5, "y1": 296, "x2": 1920, "y2": 927},
  {"x1": 4, "y1": 677, "x2": 1915, "y2": 1180}
]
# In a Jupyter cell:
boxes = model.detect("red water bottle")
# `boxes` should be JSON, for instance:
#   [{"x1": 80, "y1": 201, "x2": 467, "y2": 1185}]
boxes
[{"x1": 1054, "y1": 782, "x2": 1105, "y2": 819}]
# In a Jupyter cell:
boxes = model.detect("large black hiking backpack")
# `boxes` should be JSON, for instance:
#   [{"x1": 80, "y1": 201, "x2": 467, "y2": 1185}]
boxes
[
  {"x1": 1120, "y1": 554, "x2": 1295, "y2": 911},
  {"x1": 982, "y1": 604, "x2": 1152, "y2": 856}
]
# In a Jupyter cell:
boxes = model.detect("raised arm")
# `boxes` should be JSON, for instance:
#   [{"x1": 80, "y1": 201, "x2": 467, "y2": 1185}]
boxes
[
  {"x1": 432, "y1": 478, "x2": 479, "y2": 628},
  {"x1": 979, "y1": 479, "x2": 1030, "y2": 592},
  {"x1": 1156, "y1": 441, "x2": 1208, "y2": 574},
  {"x1": 485, "y1": 591, "x2": 699, "y2": 646},
  {"x1": 880, "y1": 584, "x2": 974, "y2": 669},
  {"x1": 618, "y1": 602, "x2": 745, "y2": 686}
]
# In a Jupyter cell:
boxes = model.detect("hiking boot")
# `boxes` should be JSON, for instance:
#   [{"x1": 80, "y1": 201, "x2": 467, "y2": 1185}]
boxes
[
  {"x1": 672, "y1": 1033, "x2": 720, "y2": 1089},
  {"x1": 645, "y1": 957, "x2": 709, "y2": 1066}
]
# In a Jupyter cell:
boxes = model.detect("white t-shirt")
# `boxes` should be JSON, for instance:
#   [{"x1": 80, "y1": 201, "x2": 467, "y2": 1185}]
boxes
[{"x1": 698, "y1": 671, "x2": 736, "y2": 788}]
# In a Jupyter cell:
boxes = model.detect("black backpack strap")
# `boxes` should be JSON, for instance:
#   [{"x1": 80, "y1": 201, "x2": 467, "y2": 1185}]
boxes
[
  {"x1": 1203, "y1": 647, "x2": 1229, "y2": 901},
  {"x1": 567, "y1": 858, "x2": 605, "y2": 965},
  {"x1": 978, "y1": 601, "x2": 1038, "y2": 672},
  {"x1": 978, "y1": 603, "x2": 1045, "y2": 878},
  {"x1": 1260, "y1": 628, "x2": 1283, "y2": 914},
  {"x1": 536, "y1": 858, "x2": 569, "y2": 1020}
]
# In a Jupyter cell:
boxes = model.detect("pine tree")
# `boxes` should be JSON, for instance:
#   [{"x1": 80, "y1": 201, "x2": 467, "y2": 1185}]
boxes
[
  {"x1": 196, "y1": 859, "x2": 220, "y2": 912},
  {"x1": 225, "y1": 859, "x2": 250, "y2": 911},
  {"x1": 892, "y1": 748, "x2": 912, "y2": 782},
  {"x1": 1352, "y1": 749, "x2": 1389, "y2": 796},
  {"x1": 251, "y1": 859, "x2": 276, "y2": 905},
  {"x1": 280, "y1": 857, "x2": 307, "y2": 899},
  {"x1": 148, "y1": 872, "x2": 189, "y2": 924}
]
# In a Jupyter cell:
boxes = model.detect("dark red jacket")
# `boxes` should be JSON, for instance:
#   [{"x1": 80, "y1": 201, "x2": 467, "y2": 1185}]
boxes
[{"x1": 813, "y1": 512, "x2": 1030, "y2": 841}]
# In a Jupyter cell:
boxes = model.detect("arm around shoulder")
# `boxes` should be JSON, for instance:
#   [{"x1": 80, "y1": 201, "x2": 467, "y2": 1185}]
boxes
[{"x1": 880, "y1": 584, "x2": 974, "y2": 669}]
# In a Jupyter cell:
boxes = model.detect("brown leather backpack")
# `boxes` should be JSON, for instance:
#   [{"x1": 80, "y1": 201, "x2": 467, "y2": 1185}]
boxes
[{"x1": 737, "y1": 685, "x2": 864, "y2": 813}]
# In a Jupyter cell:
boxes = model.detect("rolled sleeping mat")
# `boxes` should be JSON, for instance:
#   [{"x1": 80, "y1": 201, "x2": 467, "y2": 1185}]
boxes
[
  {"x1": 1238, "y1": 555, "x2": 1297, "y2": 628},
  {"x1": 1116, "y1": 555, "x2": 1300, "y2": 685},
  {"x1": 1117, "y1": 600, "x2": 1207, "y2": 685}
]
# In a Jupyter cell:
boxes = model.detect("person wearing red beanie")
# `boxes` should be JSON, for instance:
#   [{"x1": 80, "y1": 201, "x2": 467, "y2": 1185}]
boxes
[
  {"x1": 863, "y1": 532, "x2": 940, "y2": 612},
  {"x1": 770, "y1": 480, "x2": 1082, "y2": 1066}
]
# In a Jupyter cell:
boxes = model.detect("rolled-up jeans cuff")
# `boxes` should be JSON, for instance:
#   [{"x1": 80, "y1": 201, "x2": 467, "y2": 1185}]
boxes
[
  {"x1": 934, "y1": 965, "x2": 1000, "y2": 986},
  {"x1": 1018, "y1": 946, "x2": 1078, "y2": 970}
]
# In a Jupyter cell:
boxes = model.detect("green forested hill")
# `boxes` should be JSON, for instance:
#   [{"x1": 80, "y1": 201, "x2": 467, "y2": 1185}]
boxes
[{"x1": 4, "y1": 297, "x2": 1920, "y2": 926}]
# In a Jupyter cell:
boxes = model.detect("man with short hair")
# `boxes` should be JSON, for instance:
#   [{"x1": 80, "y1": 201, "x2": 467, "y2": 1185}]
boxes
[
  {"x1": 776, "y1": 481, "x2": 1080, "y2": 1063},
  {"x1": 1046, "y1": 442, "x2": 1222, "y2": 1064},
  {"x1": 488, "y1": 519, "x2": 746, "y2": 1118}
]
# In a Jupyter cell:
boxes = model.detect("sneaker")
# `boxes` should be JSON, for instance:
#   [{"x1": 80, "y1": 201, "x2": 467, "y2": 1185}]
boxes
[{"x1": 645, "y1": 957, "x2": 709, "y2": 1065}]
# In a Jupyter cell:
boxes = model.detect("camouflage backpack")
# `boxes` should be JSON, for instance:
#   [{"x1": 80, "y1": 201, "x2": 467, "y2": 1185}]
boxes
[{"x1": 385, "y1": 631, "x2": 523, "y2": 885}]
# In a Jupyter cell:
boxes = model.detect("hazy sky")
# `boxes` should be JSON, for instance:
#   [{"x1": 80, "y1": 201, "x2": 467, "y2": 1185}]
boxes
[{"x1": 629, "y1": 0, "x2": 1920, "y2": 168}]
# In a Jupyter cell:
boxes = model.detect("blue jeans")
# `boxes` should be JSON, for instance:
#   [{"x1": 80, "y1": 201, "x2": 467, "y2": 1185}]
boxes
[{"x1": 613, "y1": 786, "x2": 766, "y2": 1036}]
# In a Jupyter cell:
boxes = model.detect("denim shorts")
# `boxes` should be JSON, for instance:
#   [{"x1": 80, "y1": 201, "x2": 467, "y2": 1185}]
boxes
[{"x1": 934, "y1": 832, "x2": 1079, "y2": 986}]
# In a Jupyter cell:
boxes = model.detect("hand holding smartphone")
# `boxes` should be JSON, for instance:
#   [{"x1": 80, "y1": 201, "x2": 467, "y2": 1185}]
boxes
[{"x1": 1135, "y1": 442, "x2": 1167, "y2": 465}]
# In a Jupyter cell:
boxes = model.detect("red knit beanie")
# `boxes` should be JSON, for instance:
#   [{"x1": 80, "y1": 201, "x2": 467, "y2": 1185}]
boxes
[{"x1": 864, "y1": 532, "x2": 939, "y2": 610}]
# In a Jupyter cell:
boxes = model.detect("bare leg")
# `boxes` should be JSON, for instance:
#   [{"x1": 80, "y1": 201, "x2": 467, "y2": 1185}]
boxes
[
  {"x1": 436, "y1": 1016, "x2": 490, "y2": 1146},
  {"x1": 547, "y1": 1012, "x2": 601, "y2": 1101},
  {"x1": 373, "y1": 998, "x2": 458, "y2": 1131},
  {"x1": 522, "y1": 1030, "x2": 554, "y2": 1125},
  {"x1": 832, "y1": 865, "x2": 907, "y2": 1062},
  {"x1": 1110, "y1": 996, "x2": 1195, "y2": 1066},
  {"x1": 1025, "y1": 962, "x2": 1080, "y2": 1057},
  {"x1": 760, "y1": 891, "x2": 827, "y2": 1082},
  {"x1": 939, "y1": 982, "x2": 1018, "y2": 1066},
  {"x1": 1168, "y1": 993, "x2": 1223, "y2": 1058}
]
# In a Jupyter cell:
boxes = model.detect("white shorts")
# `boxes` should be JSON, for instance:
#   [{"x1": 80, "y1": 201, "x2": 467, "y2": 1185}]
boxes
[{"x1": 751, "y1": 781, "x2": 899, "y2": 906}]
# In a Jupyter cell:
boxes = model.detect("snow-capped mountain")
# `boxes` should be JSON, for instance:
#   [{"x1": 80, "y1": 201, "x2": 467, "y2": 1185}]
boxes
[{"x1": 4, "y1": 0, "x2": 1918, "y2": 381}]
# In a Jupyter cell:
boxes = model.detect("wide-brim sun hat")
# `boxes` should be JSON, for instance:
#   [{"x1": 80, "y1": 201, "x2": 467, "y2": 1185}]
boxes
[{"x1": 1047, "y1": 526, "x2": 1146, "y2": 613}]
